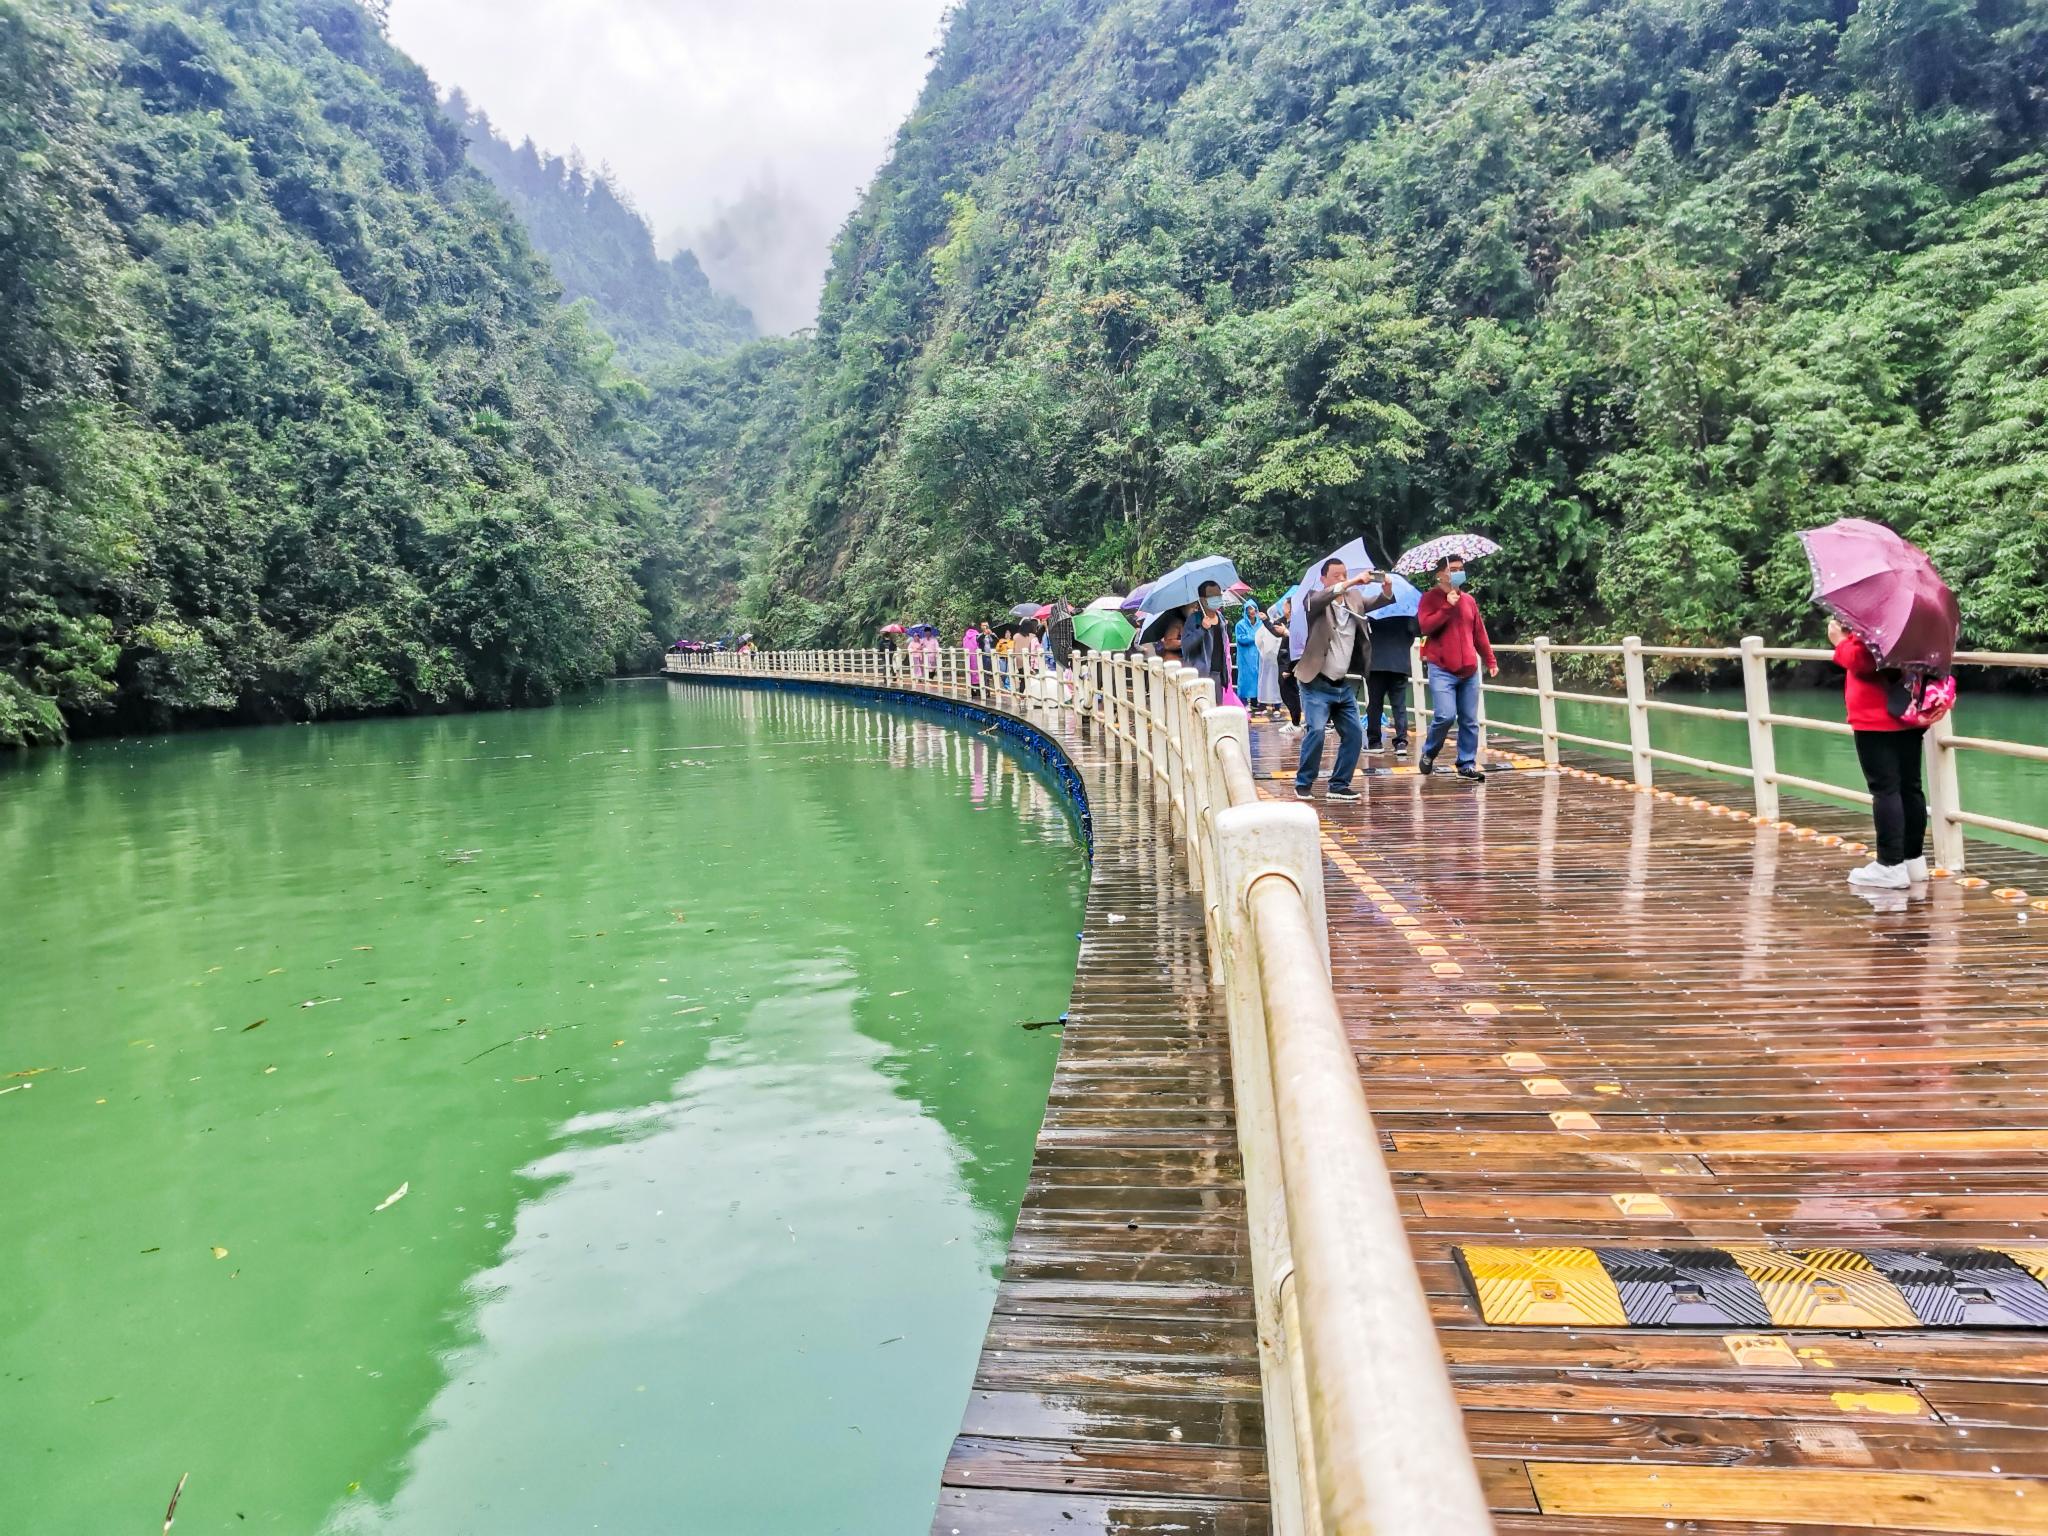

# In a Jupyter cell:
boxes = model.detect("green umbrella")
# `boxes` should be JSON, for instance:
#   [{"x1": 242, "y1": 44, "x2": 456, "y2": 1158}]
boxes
[{"x1": 1073, "y1": 609, "x2": 1135, "y2": 651}]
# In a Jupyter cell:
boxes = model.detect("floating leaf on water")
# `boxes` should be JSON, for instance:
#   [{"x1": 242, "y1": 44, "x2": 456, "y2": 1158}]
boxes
[
  {"x1": 4, "y1": 1067, "x2": 50, "y2": 1080},
  {"x1": 0, "y1": 1083, "x2": 28, "y2": 1097},
  {"x1": 611, "y1": 1040, "x2": 625, "y2": 1048},
  {"x1": 372, "y1": 1182, "x2": 409, "y2": 1214},
  {"x1": 242, "y1": 1019, "x2": 267, "y2": 1032},
  {"x1": 210, "y1": 1246, "x2": 228, "y2": 1259}
]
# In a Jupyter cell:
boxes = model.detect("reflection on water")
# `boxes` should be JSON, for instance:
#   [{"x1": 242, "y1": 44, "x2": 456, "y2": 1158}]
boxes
[{"x1": 0, "y1": 682, "x2": 1086, "y2": 1535}]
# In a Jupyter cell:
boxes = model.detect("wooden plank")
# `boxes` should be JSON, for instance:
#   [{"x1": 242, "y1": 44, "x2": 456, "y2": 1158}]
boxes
[{"x1": 1526, "y1": 1463, "x2": 2048, "y2": 1532}]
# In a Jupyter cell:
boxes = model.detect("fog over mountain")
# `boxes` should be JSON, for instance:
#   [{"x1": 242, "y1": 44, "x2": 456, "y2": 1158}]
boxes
[{"x1": 385, "y1": 0, "x2": 950, "y2": 333}]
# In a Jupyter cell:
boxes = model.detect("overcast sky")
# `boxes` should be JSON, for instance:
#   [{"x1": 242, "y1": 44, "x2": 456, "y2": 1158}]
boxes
[{"x1": 386, "y1": 0, "x2": 952, "y2": 332}]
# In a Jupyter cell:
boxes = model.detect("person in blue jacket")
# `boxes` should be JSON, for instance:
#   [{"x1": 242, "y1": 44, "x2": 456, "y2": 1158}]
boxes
[{"x1": 1233, "y1": 601, "x2": 1263, "y2": 712}]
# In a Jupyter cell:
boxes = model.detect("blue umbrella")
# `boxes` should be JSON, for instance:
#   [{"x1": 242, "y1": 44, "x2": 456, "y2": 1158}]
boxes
[{"x1": 1144, "y1": 555, "x2": 1241, "y2": 616}]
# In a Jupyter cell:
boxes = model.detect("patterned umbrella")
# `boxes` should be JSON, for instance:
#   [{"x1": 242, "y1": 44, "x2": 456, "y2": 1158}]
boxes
[
  {"x1": 1118, "y1": 581, "x2": 1157, "y2": 616},
  {"x1": 1393, "y1": 532, "x2": 1501, "y2": 575},
  {"x1": 1798, "y1": 518, "x2": 1960, "y2": 675}
]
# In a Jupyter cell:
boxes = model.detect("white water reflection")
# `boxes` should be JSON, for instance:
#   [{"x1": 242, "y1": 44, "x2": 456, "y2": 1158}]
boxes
[{"x1": 328, "y1": 959, "x2": 1003, "y2": 1536}]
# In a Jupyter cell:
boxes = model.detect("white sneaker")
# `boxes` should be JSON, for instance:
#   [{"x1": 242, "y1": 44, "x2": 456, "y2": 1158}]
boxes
[
  {"x1": 1849, "y1": 861, "x2": 1910, "y2": 890},
  {"x1": 1905, "y1": 857, "x2": 1930, "y2": 882}
]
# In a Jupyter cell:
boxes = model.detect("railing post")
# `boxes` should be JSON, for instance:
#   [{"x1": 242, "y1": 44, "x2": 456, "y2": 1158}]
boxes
[
  {"x1": 1927, "y1": 710, "x2": 1966, "y2": 873},
  {"x1": 1622, "y1": 635, "x2": 1653, "y2": 787},
  {"x1": 1532, "y1": 636, "x2": 1559, "y2": 767},
  {"x1": 1738, "y1": 635, "x2": 1779, "y2": 822}
]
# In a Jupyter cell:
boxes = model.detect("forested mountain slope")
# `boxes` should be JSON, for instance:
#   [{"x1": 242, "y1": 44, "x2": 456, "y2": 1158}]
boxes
[
  {"x1": 448, "y1": 94, "x2": 756, "y2": 371},
  {"x1": 0, "y1": 0, "x2": 674, "y2": 744},
  {"x1": 745, "y1": 0, "x2": 2048, "y2": 651}
]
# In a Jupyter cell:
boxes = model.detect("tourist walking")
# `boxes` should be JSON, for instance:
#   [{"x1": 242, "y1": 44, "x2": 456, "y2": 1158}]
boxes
[
  {"x1": 1833, "y1": 616, "x2": 1931, "y2": 889},
  {"x1": 1365, "y1": 611, "x2": 1418, "y2": 756},
  {"x1": 1293, "y1": 559, "x2": 1394, "y2": 801},
  {"x1": 994, "y1": 629, "x2": 1015, "y2": 691},
  {"x1": 1253, "y1": 602, "x2": 1284, "y2": 719},
  {"x1": 1416, "y1": 556, "x2": 1496, "y2": 781},
  {"x1": 962, "y1": 621, "x2": 983, "y2": 695},
  {"x1": 1234, "y1": 602, "x2": 1264, "y2": 712}
]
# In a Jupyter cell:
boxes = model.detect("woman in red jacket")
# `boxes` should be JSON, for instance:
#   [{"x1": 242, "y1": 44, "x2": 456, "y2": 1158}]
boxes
[
  {"x1": 1830, "y1": 616, "x2": 1927, "y2": 889},
  {"x1": 1416, "y1": 555, "x2": 1497, "y2": 780}
]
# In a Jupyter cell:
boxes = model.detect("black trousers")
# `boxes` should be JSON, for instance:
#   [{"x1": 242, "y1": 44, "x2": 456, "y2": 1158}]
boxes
[
  {"x1": 1853, "y1": 727, "x2": 1928, "y2": 866},
  {"x1": 1276, "y1": 661, "x2": 1302, "y2": 726},
  {"x1": 1364, "y1": 670, "x2": 1409, "y2": 747}
]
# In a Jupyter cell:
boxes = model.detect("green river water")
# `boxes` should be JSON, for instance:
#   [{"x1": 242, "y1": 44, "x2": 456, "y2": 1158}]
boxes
[{"x1": 0, "y1": 680, "x2": 1087, "y2": 1534}]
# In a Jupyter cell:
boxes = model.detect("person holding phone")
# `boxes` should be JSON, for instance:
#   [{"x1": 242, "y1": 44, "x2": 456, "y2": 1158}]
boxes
[
  {"x1": 1416, "y1": 555, "x2": 1496, "y2": 780},
  {"x1": 1292, "y1": 558, "x2": 1395, "y2": 801}
]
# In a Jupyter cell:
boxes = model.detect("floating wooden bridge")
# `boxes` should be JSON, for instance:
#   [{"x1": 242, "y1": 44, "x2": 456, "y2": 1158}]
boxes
[{"x1": 667, "y1": 650, "x2": 2048, "y2": 1536}]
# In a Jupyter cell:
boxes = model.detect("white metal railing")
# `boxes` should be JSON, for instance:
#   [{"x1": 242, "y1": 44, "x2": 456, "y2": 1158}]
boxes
[
  {"x1": 1459, "y1": 637, "x2": 2046, "y2": 870},
  {"x1": 663, "y1": 642, "x2": 1492, "y2": 1536}
]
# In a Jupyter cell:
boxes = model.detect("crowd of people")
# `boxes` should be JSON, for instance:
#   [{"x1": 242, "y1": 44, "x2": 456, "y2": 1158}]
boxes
[{"x1": 682, "y1": 519, "x2": 1960, "y2": 898}]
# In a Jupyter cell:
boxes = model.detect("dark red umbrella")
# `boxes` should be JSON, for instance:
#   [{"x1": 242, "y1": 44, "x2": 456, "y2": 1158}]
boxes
[{"x1": 1798, "y1": 519, "x2": 1960, "y2": 675}]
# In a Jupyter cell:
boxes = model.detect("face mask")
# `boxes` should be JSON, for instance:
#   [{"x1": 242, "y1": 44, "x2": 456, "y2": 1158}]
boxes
[
  {"x1": 1448, "y1": 570, "x2": 1467, "y2": 588},
  {"x1": 1203, "y1": 596, "x2": 1223, "y2": 612}
]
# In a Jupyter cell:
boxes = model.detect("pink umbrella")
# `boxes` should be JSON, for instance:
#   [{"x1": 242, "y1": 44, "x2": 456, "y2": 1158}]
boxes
[
  {"x1": 1393, "y1": 532, "x2": 1501, "y2": 575},
  {"x1": 879, "y1": 623, "x2": 906, "y2": 634},
  {"x1": 1798, "y1": 518, "x2": 1960, "y2": 675}
]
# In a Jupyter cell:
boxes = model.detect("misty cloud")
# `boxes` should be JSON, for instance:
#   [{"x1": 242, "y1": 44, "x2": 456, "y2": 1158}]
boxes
[
  {"x1": 386, "y1": 0, "x2": 949, "y2": 333},
  {"x1": 670, "y1": 173, "x2": 837, "y2": 337}
]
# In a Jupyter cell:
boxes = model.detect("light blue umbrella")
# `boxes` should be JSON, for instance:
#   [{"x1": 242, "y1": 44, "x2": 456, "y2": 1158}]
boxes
[
  {"x1": 1289, "y1": 539, "x2": 1376, "y2": 653},
  {"x1": 1144, "y1": 555, "x2": 1241, "y2": 617}
]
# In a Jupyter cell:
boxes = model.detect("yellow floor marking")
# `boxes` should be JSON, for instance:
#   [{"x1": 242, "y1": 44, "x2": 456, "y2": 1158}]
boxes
[
  {"x1": 1418, "y1": 945, "x2": 1448, "y2": 957},
  {"x1": 1401, "y1": 929, "x2": 1438, "y2": 943},
  {"x1": 1593, "y1": 1082, "x2": 1623, "y2": 1095},
  {"x1": 1523, "y1": 1077, "x2": 1570, "y2": 1096},
  {"x1": 1391, "y1": 915, "x2": 1420, "y2": 927},
  {"x1": 1724, "y1": 1334, "x2": 1801, "y2": 1370},
  {"x1": 1611, "y1": 1192, "x2": 1674, "y2": 1217},
  {"x1": 1527, "y1": 1464, "x2": 2048, "y2": 1533},
  {"x1": 1549, "y1": 1110, "x2": 1600, "y2": 1131},
  {"x1": 1463, "y1": 1002, "x2": 1500, "y2": 1016},
  {"x1": 1502, "y1": 1052, "x2": 1545, "y2": 1070},
  {"x1": 1831, "y1": 1391, "x2": 1927, "y2": 1417},
  {"x1": 1431, "y1": 961, "x2": 1464, "y2": 975}
]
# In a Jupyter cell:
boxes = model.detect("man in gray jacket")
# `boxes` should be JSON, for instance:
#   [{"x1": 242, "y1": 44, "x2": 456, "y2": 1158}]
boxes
[{"x1": 1293, "y1": 557, "x2": 1396, "y2": 801}]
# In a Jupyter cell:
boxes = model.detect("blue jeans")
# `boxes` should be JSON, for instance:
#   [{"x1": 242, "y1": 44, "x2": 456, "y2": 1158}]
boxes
[
  {"x1": 1424, "y1": 663, "x2": 1481, "y2": 768},
  {"x1": 1295, "y1": 677, "x2": 1362, "y2": 793}
]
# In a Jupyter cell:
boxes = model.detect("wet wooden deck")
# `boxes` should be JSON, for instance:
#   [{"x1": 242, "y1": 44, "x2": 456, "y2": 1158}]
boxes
[{"x1": 1251, "y1": 720, "x2": 2048, "y2": 1535}]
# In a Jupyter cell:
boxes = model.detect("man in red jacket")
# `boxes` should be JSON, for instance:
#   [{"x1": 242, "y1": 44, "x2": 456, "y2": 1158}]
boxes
[{"x1": 1415, "y1": 555, "x2": 1497, "y2": 780}]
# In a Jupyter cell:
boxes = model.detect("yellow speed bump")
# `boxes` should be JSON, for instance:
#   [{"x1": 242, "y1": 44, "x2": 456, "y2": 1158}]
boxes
[
  {"x1": 1458, "y1": 1245, "x2": 1627, "y2": 1326},
  {"x1": 1724, "y1": 1248, "x2": 1917, "y2": 1329}
]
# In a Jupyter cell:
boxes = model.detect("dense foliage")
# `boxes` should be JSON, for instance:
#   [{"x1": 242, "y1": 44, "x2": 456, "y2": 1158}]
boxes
[
  {"x1": 448, "y1": 93, "x2": 755, "y2": 372},
  {"x1": 743, "y1": 0, "x2": 2048, "y2": 654},
  {"x1": 0, "y1": 0, "x2": 675, "y2": 745}
]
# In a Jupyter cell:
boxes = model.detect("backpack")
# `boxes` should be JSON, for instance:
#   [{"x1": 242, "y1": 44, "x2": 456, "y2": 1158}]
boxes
[{"x1": 1886, "y1": 670, "x2": 1957, "y2": 727}]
